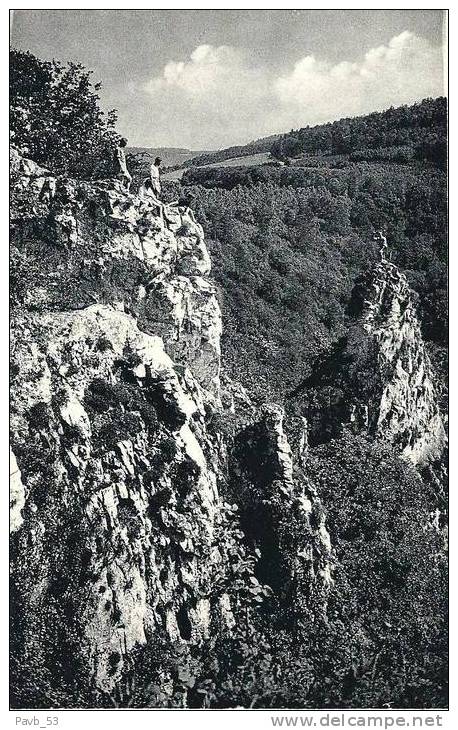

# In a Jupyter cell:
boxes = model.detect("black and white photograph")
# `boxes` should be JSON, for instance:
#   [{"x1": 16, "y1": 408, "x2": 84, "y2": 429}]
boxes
[{"x1": 9, "y1": 7, "x2": 448, "y2": 716}]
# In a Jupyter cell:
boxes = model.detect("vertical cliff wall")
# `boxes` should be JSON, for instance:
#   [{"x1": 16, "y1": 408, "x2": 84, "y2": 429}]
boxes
[
  {"x1": 300, "y1": 256, "x2": 446, "y2": 467},
  {"x1": 347, "y1": 259, "x2": 446, "y2": 464},
  {"x1": 10, "y1": 149, "x2": 332, "y2": 704}
]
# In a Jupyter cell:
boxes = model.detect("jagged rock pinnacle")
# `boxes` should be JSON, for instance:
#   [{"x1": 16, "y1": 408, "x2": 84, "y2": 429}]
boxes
[{"x1": 349, "y1": 257, "x2": 446, "y2": 464}]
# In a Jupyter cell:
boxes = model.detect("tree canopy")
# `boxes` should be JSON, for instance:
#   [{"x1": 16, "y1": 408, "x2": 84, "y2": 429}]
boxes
[
  {"x1": 270, "y1": 97, "x2": 447, "y2": 168},
  {"x1": 10, "y1": 49, "x2": 120, "y2": 178}
]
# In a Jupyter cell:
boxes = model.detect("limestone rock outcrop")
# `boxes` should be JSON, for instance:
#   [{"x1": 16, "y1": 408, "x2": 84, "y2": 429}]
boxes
[
  {"x1": 301, "y1": 258, "x2": 446, "y2": 466},
  {"x1": 231, "y1": 404, "x2": 332, "y2": 597},
  {"x1": 10, "y1": 149, "x2": 332, "y2": 703},
  {"x1": 348, "y1": 260, "x2": 446, "y2": 464},
  {"x1": 10, "y1": 146, "x2": 221, "y2": 396},
  {"x1": 10, "y1": 450, "x2": 25, "y2": 534}
]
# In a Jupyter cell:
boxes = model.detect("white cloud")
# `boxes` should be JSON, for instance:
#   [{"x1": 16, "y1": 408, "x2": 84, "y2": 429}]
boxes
[
  {"x1": 275, "y1": 31, "x2": 445, "y2": 126},
  {"x1": 140, "y1": 31, "x2": 445, "y2": 148},
  {"x1": 142, "y1": 44, "x2": 271, "y2": 148}
]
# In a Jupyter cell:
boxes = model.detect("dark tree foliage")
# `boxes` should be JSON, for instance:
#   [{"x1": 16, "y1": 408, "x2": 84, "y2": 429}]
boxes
[
  {"x1": 270, "y1": 97, "x2": 447, "y2": 168},
  {"x1": 10, "y1": 49, "x2": 120, "y2": 178},
  {"x1": 302, "y1": 433, "x2": 448, "y2": 708},
  {"x1": 178, "y1": 157, "x2": 447, "y2": 403}
]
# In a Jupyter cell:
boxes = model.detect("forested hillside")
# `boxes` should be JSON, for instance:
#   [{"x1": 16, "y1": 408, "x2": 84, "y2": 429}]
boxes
[
  {"x1": 270, "y1": 97, "x2": 446, "y2": 166},
  {"x1": 180, "y1": 97, "x2": 446, "y2": 170},
  {"x1": 176, "y1": 156, "x2": 447, "y2": 405},
  {"x1": 178, "y1": 98, "x2": 447, "y2": 398},
  {"x1": 185, "y1": 133, "x2": 280, "y2": 167}
]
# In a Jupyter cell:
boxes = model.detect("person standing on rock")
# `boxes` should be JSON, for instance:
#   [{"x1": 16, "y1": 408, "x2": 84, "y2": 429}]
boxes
[
  {"x1": 115, "y1": 138, "x2": 132, "y2": 192},
  {"x1": 374, "y1": 230, "x2": 389, "y2": 262},
  {"x1": 150, "y1": 156, "x2": 162, "y2": 198}
]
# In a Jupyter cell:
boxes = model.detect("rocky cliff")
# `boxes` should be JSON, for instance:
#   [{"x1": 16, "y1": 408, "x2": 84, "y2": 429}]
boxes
[
  {"x1": 298, "y1": 257, "x2": 446, "y2": 467},
  {"x1": 351, "y1": 260, "x2": 446, "y2": 464},
  {"x1": 10, "y1": 150, "x2": 331, "y2": 706}
]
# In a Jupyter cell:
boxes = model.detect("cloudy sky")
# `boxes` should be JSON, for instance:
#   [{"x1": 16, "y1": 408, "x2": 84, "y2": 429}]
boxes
[{"x1": 11, "y1": 9, "x2": 447, "y2": 150}]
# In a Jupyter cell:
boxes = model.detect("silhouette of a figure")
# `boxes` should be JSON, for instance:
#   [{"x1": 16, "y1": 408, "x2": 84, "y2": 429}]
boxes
[
  {"x1": 150, "y1": 156, "x2": 162, "y2": 198},
  {"x1": 115, "y1": 138, "x2": 132, "y2": 192},
  {"x1": 374, "y1": 230, "x2": 389, "y2": 262}
]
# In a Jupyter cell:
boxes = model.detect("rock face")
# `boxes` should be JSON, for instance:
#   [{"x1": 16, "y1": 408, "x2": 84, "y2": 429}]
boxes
[
  {"x1": 10, "y1": 150, "x2": 331, "y2": 704},
  {"x1": 231, "y1": 405, "x2": 332, "y2": 595},
  {"x1": 354, "y1": 260, "x2": 446, "y2": 464},
  {"x1": 10, "y1": 450, "x2": 25, "y2": 534},
  {"x1": 301, "y1": 258, "x2": 446, "y2": 466},
  {"x1": 11, "y1": 305, "x2": 222, "y2": 691},
  {"x1": 10, "y1": 147, "x2": 221, "y2": 396}
]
